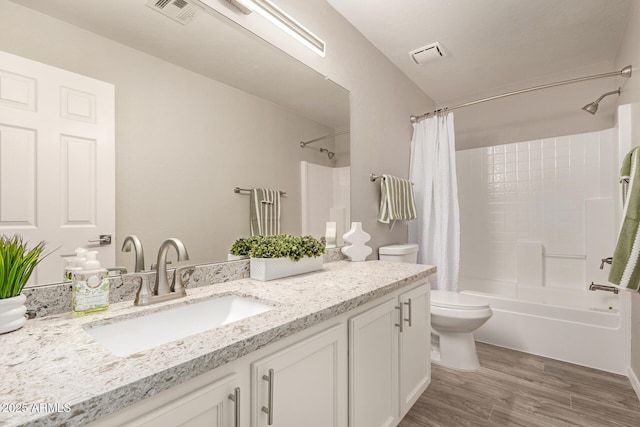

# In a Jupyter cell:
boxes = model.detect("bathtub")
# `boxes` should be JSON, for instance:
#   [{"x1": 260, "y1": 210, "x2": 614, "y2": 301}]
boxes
[{"x1": 458, "y1": 277, "x2": 631, "y2": 374}]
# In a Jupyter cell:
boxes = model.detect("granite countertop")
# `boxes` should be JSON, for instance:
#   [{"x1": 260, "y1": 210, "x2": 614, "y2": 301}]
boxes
[{"x1": 0, "y1": 260, "x2": 435, "y2": 427}]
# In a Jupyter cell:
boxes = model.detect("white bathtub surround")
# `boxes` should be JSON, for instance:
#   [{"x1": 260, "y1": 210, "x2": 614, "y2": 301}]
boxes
[
  {"x1": 409, "y1": 112, "x2": 460, "y2": 291},
  {"x1": 459, "y1": 276, "x2": 631, "y2": 374},
  {"x1": 457, "y1": 128, "x2": 616, "y2": 291},
  {"x1": 585, "y1": 198, "x2": 615, "y2": 286},
  {"x1": 516, "y1": 242, "x2": 543, "y2": 287}
]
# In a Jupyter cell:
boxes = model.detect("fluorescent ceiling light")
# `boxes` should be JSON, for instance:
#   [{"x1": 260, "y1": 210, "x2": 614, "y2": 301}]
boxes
[
  {"x1": 249, "y1": 0, "x2": 326, "y2": 56},
  {"x1": 225, "y1": 0, "x2": 253, "y2": 15},
  {"x1": 199, "y1": 0, "x2": 325, "y2": 56}
]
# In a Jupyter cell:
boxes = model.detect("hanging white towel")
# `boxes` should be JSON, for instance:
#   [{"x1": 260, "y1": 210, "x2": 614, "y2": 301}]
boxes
[
  {"x1": 377, "y1": 175, "x2": 417, "y2": 225},
  {"x1": 250, "y1": 188, "x2": 281, "y2": 236}
]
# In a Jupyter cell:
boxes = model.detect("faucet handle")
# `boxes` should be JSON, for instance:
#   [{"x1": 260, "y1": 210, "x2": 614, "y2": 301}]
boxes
[
  {"x1": 600, "y1": 257, "x2": 613, "y2": 269},
  {"x1": 106, "y1": 266, "x2": 128, "y2": 276},
  {"x1": 173, "y1": 266, "x2": 195, "y2": 294},
  {"x1": 126, "y1": 272, "x2": 154, "y2": 306}
]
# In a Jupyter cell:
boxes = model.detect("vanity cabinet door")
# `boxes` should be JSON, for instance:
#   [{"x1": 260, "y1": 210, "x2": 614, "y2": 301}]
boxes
[
  {"x1": 251, "y1": 324, "x2": 347, "y2": 427},
  {"x1": 89, "y1": 373, "x2": 244, "y2": 427},
  {"x1": 132, "y1": 374, "x2": 240, "y2": 427},
  {"x1": 348, "y1": 298, "x2": 400, "y2": 427},
  {"x1": 399, "y1": 284, "x2": 431, "y2": 416}
]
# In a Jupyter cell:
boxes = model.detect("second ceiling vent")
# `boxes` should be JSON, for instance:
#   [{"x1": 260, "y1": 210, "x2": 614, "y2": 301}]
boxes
[{"x1": 409, "y1": 42, "x2": 446, "y2": 65}]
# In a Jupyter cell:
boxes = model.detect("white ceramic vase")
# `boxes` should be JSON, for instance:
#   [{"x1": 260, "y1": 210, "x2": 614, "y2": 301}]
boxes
[
  {"x1": 0, "y1": 294, "x2": 27, "y2": 334},
  {"x1": 341, "y1": 222, "x2": 372, "y2": 262}
]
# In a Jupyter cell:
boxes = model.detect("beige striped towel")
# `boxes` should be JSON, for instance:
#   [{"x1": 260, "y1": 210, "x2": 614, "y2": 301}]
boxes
[
  {"x1": 250, "y1": 188, "x2": 281, "y2": 236},
  {"x1": 378, "y1": 175, "x2": 417, "y2": 224}
]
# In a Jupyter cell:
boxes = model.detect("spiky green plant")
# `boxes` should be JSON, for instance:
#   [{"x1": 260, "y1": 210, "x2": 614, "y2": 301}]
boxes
[{"x1": 0, "y1": 235, "x2": 46, "y2": 299}]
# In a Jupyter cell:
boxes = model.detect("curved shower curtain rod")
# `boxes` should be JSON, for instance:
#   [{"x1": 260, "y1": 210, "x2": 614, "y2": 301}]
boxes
[
  {"x1": 409, "y1": 65, "x2": 633, "y2": 123},
  {"x1": 300, "y1": 130, "x2": 350, "y2": 147}
]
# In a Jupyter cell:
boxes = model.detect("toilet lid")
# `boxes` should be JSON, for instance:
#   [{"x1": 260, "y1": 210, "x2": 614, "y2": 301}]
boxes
[{"x1": 431, "y1": 291, "x2": 489, "y2": 310}]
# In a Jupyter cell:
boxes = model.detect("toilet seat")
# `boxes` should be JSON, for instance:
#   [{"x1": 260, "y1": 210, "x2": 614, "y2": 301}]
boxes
[{"x1": 431, "y1": 291, "x2": 489, "y2": 310}]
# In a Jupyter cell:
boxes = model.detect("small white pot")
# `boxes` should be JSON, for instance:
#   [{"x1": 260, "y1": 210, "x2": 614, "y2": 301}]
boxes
[
  {"x1": 250, "y1": 256, "x2": 323, "y2": 281},
  {"x1": 0, "y1": 294, "x2": 27, "y2": 334}
]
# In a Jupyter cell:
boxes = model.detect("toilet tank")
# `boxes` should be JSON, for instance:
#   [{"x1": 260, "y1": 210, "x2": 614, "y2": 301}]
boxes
[{"x1": 378, "y1": 244, "x2": 419, "y2": 264}]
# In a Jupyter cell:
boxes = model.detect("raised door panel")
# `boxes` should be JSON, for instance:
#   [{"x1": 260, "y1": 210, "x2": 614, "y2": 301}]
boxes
[
  {"x1": 349, "y1": 298, "x2": 399, "y2": 427},
  {"x1": 251, "y1": 324, "x2": 347, "y2": 427},
  {"x1": 399, "y1": 283, "x2": 431, "y2": 416},
  {"x1": 0, "y1": 125, "x2": 36, "y2": 227},
  {"x1": 111, "y1": 374, "x2": 240, "y2": 427}
]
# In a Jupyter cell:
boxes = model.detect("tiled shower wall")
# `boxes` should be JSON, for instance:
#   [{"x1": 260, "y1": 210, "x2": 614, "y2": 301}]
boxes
[{"x1": 457, "y1": 128, "x2": 617, "y2": 290}]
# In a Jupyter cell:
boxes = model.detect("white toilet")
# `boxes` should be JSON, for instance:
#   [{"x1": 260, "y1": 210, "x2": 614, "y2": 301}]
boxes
[
  {"x1": 379, "y1": 243, "x2": 492, "y2": 372},
  {"x1": 430, "y1": 291, "x2": 492, "y2": 371}
]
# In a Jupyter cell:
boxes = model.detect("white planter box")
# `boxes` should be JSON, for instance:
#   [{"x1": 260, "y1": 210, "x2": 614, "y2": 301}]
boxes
[{"x1": 250, "y1": 256, "x2": 323, "y2": 281}]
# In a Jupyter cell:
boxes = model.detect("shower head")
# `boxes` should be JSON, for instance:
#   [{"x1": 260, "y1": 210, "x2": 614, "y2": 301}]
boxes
[
  {"x1": 320, "y1": 147, "x2": 335, "y2": 159},
  {"x1": 582, "y1": 88, "x2": 621, "y2": 115}
]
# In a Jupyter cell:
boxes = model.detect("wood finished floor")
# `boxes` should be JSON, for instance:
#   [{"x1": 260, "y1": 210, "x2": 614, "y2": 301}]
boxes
[{"x1": 399, "y1": 343, "x2": 640, "y2": 427}]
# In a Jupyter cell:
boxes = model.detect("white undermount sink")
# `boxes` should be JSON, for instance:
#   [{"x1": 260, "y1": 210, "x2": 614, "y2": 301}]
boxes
[{"x1": 84, "y1": 295, "x2": 274, "y2": 357}]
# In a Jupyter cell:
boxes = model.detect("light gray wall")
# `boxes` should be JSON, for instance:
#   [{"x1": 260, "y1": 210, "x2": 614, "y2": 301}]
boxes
[
  {"x1": 614, "y1": 0, "x2": 640, "y2": 387},
  {"x1": 451, "y1": 60, "x2": 620, "y2": 150},
  {"x1": 0, "y1": 1, "x2": 337, "y2": 269}
]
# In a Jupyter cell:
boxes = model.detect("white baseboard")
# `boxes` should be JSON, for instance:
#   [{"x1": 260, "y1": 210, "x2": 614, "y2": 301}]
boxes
[{"x1": 629, "y1": 366, "x2": 640, "y2": 402}]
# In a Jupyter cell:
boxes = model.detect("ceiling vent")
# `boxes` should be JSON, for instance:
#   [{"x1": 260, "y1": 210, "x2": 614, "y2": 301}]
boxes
[
  {"x1": 409, "y1": 42, "x2": 446, "y2": 65},
  {"x1": 146, "y1": 0, "x2": 203, "y2": 25}
]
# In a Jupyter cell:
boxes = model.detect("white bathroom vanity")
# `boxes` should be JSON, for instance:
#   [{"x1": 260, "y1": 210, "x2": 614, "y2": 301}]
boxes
[{"x1": 0, "y1": 261, "x2": 435, "y2": 427}]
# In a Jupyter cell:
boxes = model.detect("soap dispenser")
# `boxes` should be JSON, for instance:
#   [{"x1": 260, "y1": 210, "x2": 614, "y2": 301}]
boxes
[
  {"x1": 64, "y1": 248, "x2": 87, "y2": 281},
  {"x1": 72, "y1": 251, "x2": 110, "y2": 315}
]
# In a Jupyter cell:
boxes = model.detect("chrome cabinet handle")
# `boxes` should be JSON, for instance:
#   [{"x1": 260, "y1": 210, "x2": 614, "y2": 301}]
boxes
[
  {"x1": 262, "y1": 369, "x2": 274, "y2": 425},
  {"x1": 228, "y1": 387, "x2": 240, "y2": 427},
  {"x1": 404, "y1": 298, "x2": 413, "y2": 327},
  {"x1": 88, "y1": 234, "x2": 112, "y2": 245},
  {"x1": 395, "y1": 305, "x2": 404, "y2": 333}
]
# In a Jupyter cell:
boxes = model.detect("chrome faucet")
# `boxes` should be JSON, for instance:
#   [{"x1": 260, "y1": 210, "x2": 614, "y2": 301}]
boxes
[
  {"x1": 122, "y1": 235, "x2": 145, "y2": 273},
  {"x1": 154, "y1": 238, "x2": 189, "y2": 296},
  {"x1": 131, "y1": 238, "x2": 191, "y2": 306},
  {"x1": 600, "y1": 257, "x2": 613, "y2": 270}
]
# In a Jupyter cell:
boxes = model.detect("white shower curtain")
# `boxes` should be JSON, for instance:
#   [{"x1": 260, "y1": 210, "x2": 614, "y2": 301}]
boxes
[{"x1": 408, "y1": 112, "x2": 460, "y2": 291}]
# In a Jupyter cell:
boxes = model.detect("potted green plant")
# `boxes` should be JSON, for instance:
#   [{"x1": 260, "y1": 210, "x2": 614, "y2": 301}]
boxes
[
  {"x1": 0, "y1": 235, "x2": 46, "y2": 334},
  {"x1": 230, "y1": 235, "x2": 325, "y2": 281},
  {"x1": 228, "y1": 235, "x2": 262, "y2": 261}
]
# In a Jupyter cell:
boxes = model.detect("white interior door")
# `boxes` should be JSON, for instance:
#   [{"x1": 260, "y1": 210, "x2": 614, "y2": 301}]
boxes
[{"x1": 0, "y1": 50, "x2": 115, "y2": 285}]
